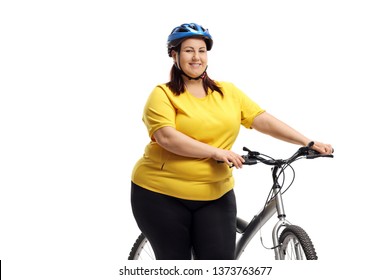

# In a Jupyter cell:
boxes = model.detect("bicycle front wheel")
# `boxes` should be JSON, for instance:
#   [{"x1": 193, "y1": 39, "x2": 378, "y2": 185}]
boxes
[
  {"x1": 278, "y1": 225, "x2": 318, "y2": 260},
  {"x1": 128, "y1": 233, "x2": 156, "y2": 260}
]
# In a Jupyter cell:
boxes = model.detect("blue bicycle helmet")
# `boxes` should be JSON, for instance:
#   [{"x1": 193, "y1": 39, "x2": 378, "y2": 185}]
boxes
[{"x1": 167, "y1": 23, "x2": 213, "y2": 57}]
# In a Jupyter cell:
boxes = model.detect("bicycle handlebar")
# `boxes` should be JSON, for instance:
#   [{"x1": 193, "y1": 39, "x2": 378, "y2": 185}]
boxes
[{"x1": 242, "y1": 141, "x2": 334, "y2": 167}]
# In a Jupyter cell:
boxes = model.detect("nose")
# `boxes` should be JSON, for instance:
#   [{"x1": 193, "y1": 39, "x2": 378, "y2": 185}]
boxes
[{"x1": 192, "y1": 51, "x2": 200, "y2": 60}]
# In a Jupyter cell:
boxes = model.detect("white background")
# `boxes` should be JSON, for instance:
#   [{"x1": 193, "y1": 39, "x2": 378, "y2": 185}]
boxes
[{"x1": 1, "y1": 0, "x2": 389, "y2": 279}]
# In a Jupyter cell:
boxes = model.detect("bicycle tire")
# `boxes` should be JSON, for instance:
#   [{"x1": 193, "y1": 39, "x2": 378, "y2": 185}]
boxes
[
  {"x1": 128, "y1": 233, "x2": 156, "y2": 260},
  {"x1": 278, "y1": 225, "x2": 318, "y2": 260}
]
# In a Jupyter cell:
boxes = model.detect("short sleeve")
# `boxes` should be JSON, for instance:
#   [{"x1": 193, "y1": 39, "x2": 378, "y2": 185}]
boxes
[
  {"x1": 240, "y1": 95, "x2": 265, "y2": 128},
  {"x1": 142, "y1": 86, "x2": 176, "y2": 138},
  {"x1": 229, "y1": 84, "x2": 265, "y2": 128}
]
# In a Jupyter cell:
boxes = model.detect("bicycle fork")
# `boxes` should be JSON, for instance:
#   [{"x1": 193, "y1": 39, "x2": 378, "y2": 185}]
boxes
[{"x1": 271, "y1": 166, "x2": 292, "y2": 260}]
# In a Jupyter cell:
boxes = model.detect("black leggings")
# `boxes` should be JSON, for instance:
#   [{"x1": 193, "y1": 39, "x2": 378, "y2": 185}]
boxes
[{"x1": 131, "y1": 182, "x2": 237, "y2": 260}]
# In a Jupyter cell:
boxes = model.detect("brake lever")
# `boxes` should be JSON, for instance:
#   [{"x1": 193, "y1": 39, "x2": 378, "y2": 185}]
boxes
[{"x1": 243, "y1": 146, "x2": 260, "y2": 156}]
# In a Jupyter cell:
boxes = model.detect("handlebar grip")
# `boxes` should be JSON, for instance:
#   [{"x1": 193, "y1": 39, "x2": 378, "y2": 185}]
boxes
[{"x1": 307, "y1": 150, "x2": 334, "y2": 159}]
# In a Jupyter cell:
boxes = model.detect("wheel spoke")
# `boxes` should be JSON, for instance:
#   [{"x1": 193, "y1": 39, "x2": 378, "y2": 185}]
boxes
[{"x1": 129, "y1": 234, "x2": 156, "y2": 260}]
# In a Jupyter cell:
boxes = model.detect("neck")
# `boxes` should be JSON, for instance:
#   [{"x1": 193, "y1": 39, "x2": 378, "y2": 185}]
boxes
[{"x1": 184, "y1": 80, "x2": 207, "y2": 98}]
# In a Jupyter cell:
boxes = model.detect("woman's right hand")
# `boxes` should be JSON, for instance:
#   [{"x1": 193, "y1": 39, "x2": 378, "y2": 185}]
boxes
[{"x1": 212, "y1": 148, "x2": 245, "y2": 168}]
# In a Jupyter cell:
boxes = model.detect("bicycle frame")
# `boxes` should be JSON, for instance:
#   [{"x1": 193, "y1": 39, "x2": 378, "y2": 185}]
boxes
[
  {"x1": 234, "y1": 165, "x2": 291, "y2": 260},
  {"x1": 128, "y1": 142, "x2": 332, "y2": 260}
]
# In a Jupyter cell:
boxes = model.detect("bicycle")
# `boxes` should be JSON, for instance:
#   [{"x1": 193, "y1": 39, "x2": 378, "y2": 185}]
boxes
[{"x1": 128, "y1": 142, "x2": 333, "y2": 260}]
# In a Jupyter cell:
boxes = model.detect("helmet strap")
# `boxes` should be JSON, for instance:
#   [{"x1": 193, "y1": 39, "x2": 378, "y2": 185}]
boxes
[{"x1": 174, "y1": 62, "x2": 208, "y2": 80}]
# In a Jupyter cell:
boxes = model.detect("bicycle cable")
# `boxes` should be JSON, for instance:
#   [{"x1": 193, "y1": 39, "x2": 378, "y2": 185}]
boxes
[{"x1": 257, "y1": 157, "x2": 303, "y2": 250}]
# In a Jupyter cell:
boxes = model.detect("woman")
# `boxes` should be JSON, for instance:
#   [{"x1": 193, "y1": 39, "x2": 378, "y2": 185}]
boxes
[{"x1": 131, "y1": 23, "x2": 333, "y2": 260}]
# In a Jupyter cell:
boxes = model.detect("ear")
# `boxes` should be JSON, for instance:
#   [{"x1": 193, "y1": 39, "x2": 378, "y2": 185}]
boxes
[{"x1": 171, "y1": 50, "x2": 178, "y2": 63}]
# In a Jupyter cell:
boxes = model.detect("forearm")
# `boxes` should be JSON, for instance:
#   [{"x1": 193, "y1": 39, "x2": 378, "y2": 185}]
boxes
[
  {"x1": 153, "y1": 126, "x2": 245, "y2": 167},
  {"x1": 153, "y1": 126, "x2": 218, "y2": 159},
  {"x1": 251, "y1": 112, "x2": 311, "y2": 146}
]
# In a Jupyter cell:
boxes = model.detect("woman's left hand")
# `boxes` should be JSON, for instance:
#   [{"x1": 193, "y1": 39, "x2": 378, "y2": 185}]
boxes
[{"x1": 311, "y1": 141, "x2": 334, "y2": 155}]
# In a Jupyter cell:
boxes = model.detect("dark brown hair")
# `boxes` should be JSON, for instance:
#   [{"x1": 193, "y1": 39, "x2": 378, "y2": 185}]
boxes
[{"x1": 166, "y1": 65, "x2": 223, "y2": 96}]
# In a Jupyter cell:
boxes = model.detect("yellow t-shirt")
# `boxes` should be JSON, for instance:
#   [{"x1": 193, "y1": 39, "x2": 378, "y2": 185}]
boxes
[{"x1": 131, "y1": 81, "x2": 265, "y2": 200}]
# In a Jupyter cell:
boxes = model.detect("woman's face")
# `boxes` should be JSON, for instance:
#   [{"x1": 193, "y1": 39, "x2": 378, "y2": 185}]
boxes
[{"x1": 173, "y1": 38, "x2": 208, "y2": 79}]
